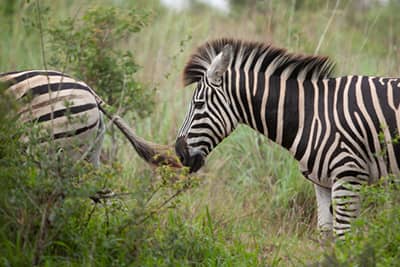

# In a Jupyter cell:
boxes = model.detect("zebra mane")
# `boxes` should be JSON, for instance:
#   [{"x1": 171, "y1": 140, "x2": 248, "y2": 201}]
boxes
[{"x1": 183, "y1": 38, "x2": 335, "y2": 86}]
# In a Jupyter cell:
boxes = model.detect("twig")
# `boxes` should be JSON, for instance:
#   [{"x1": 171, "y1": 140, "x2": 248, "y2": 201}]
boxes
[
  {"x1": 89, "y1": 190, "x2": 133, "y2": 203},
  {"x1": 83, "y1": 203, "x2": 98, "y2": 230},
  {"x1": 109, "y1": 64, "x2": 130, "y2": 161},
  {"x1": 118, "y1": 183, "x2": 189, "y2": 233},
  {"x1": 359, "y1": 9, "x2": 381, "y2": 54},
  {"x1": 33, "y1": 207, "x2": 48, "y2": 265},
  {"x1": 84, "y1": 191, "x2": 135, "y2": 230},
  {"x1": 35, "y1": 0, "x2": 56, "y2": 156},
  {"x1": 104, "y1": 202, "x2": 110, "y2": 236},
  {"x1": 35, "y1": 0, "x2": 47, "y2": 71},
  {"x1": 135, "y1": 188, "x2": 185, "y2": 226},
  {"x1": 32, "y1": 193, "x2": 59, "y2": 266},
  {"x1": 214, "y1": 210, "x2": 261, "y2": 233},
  {"x1": 143, "y1": 184, "x2": 163, "y2": 208},
  {"x1": 286, "y1": 0, "x2": 296, "y2": 47},
  {"x1": 314, "y1": 0, "x2": 340, "y2": 55}
]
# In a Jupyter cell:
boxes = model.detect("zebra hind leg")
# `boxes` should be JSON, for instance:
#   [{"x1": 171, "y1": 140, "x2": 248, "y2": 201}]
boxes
[
  {"x1": 314, "y1": 184, "x2": 333, "y2": 242},
  {"x1": 332, "y1": 171, "x2": 367, "y2": 238},
  {"x1": 86, "y1": 113, "x2": 116, "y2": 203},
  {"x1": 88, "y1": 112, "x2": 106, "y2": 168}
]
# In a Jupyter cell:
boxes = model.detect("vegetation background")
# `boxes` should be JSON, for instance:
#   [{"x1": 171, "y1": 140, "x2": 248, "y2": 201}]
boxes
[{"x1": 1, "y1": 0, "x2": 400, "y2": 266}]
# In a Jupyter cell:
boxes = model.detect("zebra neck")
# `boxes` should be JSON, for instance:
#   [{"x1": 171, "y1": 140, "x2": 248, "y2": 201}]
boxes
[{"x1": 226, "y1": 71, "x2": 323, "y2": 155}]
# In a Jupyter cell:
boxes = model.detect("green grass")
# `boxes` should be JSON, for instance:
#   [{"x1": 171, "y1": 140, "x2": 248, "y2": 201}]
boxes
[{"x1": 1, "y1": 0, "x2": 400, "y2": 266}]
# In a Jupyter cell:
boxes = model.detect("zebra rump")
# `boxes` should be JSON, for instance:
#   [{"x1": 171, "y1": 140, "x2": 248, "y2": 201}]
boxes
[{"x1": 0, "y1": 70, "x2": 181, "y2": 168}]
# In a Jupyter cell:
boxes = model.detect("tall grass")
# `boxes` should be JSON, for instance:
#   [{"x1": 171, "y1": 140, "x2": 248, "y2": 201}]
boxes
[{"x1": 1, "y1": 0, "x2": 400, "y2": 265}]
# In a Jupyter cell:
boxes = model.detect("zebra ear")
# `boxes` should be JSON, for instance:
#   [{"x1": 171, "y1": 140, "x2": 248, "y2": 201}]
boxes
[{"x1": 206, "y1": 44, "x2": 233, "y2": 84}]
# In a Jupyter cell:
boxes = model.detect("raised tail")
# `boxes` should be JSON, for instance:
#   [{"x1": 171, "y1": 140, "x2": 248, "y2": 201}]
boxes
[{"x1": 98, "y1": 104, "x2": 182, "y2": 168}]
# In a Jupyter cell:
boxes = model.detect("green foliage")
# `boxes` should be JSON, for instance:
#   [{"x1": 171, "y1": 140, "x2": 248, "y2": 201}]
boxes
[
  {"x1": 0, "y1": 83, "x2": 26, "y2": 209},
  {"x1": 1, "y1": 0, "x2": 19, "y2": 17},
  {"x1": 136, "y1": 211, "x2": 259, "y2": 267},
  {"x1": 47, "y1": 6, "x2": 154, "y2": 118}
]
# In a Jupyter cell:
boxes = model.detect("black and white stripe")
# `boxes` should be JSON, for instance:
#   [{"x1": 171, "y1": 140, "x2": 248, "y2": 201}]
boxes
[
  {"x1": 1, "y1": 70, "x2": 105, "y2": 166},
  {"x1": 175, "y1": 39, "x2": 400, "y2": 237}
]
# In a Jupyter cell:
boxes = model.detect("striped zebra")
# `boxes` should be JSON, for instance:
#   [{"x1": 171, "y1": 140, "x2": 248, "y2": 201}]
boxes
[
  {"x1": 175, "y1": 38, "x2": 400, "y2": 238},
  {"x1": 0, "y1": 70, "x2": 180, "y2": 168}
]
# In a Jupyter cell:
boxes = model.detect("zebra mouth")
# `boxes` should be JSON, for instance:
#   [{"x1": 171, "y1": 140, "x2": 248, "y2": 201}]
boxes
[{"x1": 175, "y1": 136, "x2": 205, "y2": 173}]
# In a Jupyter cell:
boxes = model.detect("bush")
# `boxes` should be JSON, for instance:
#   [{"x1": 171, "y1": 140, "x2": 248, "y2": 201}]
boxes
[
  {"x1": 47, "y1": 6, "x2": 154, "y2": 118},
  {"x1": 46, "y1": 6, "x2": 156, "y2": 161},
  {"x1": 135, "y1": 210, "x2": 259, "y2": 267}
]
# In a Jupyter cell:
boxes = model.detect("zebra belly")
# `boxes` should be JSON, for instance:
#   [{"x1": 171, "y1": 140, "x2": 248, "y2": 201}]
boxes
[
  {"x1": 299, "y1": 160, "x2": 332, "y2": 189},
  {"x1": 299, "y1": 145, "x2": 399, "y2": 188}
]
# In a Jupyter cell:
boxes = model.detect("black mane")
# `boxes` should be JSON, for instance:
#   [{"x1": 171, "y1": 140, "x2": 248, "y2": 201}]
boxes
[{"x1": 183, "y1": 38, "x2": 335, "y2": 86}]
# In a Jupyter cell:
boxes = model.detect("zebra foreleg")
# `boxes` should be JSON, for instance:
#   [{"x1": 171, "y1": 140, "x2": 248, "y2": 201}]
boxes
[
  {"x1": 314, "y1": 184, "x2": 333, "y2": 240},
  {"x1": 332, "y1": 172, "x2": 366, "y2": 238}
]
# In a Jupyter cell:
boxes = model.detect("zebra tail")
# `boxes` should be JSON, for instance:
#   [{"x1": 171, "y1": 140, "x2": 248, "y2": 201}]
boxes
[{"x1": 98, "y1": 104, "x2": 182, "y2": 168}]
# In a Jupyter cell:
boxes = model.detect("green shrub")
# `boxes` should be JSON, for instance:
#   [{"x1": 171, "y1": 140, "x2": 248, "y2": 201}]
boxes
[
  {"x1": 47, "y1": 6, "x2": 154, "y2": 118},
  {"x1": 46, "y1": 5, "x2": 156, "y2": 160},
  {"x1": 135, "y1": 210, "x2": 259, "y2": 267}
]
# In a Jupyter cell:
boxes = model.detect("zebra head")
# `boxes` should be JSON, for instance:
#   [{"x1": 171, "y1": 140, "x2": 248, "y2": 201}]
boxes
[{"x1": 176, "y1": 44, "x2": 238, "y2": 172}]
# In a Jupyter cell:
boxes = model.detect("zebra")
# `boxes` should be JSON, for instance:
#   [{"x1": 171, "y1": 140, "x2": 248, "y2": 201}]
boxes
[
  {"x1": 0, "y1": 70, "x2": 180, "y2": 168},
  {"x1": 175, "y1": 38, "x2": 400, "y2": 238}
]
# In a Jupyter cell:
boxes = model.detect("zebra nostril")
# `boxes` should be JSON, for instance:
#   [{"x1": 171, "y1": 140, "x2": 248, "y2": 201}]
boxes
[{"x1": 175, "y1": 136, "x2": 189, "y2": 164}]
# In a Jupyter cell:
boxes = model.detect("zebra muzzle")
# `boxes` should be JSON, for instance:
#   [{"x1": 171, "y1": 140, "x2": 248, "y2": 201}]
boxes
[{"x1": 175, "y1": 136, "x2": 205, "y2": 173}]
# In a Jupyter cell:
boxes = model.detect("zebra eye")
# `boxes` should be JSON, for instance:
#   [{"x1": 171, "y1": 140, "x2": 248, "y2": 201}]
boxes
[{"x1": 193, "y1": 100, "x2": 205, "y2": 109}]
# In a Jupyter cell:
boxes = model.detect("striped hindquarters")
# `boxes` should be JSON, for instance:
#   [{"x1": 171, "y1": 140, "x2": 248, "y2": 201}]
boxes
[{"x1": 0, "y1": 70, "x2": 102, "y2": 161}]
